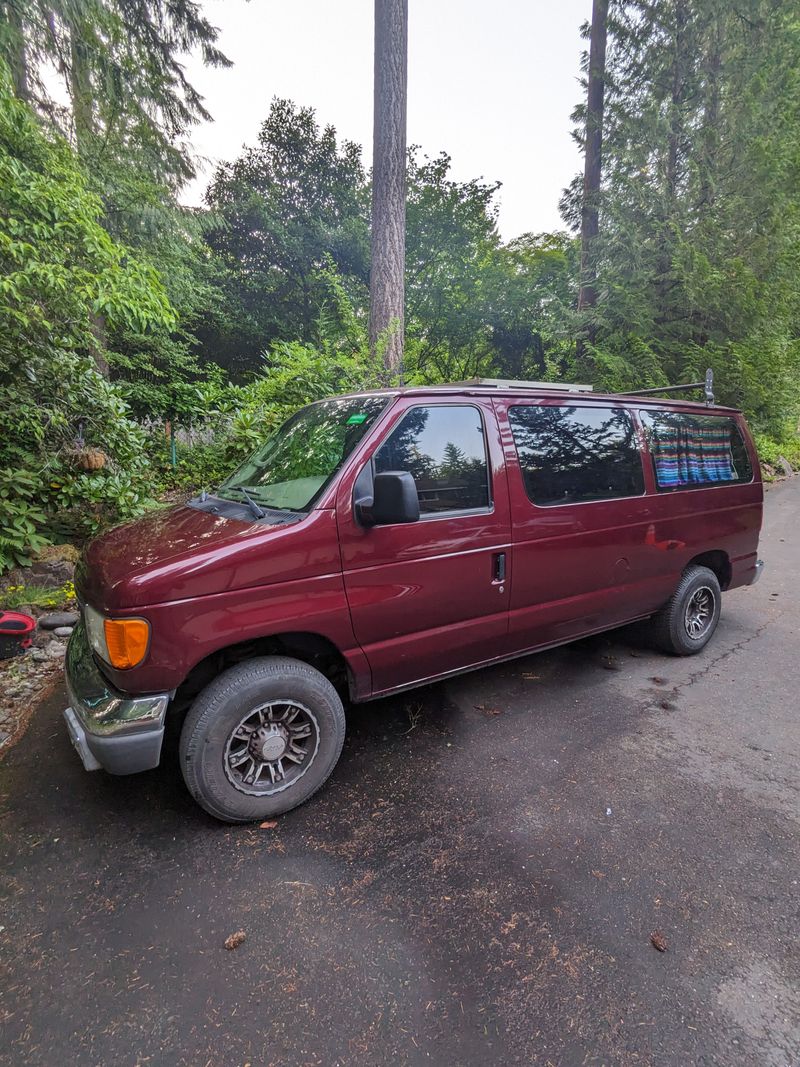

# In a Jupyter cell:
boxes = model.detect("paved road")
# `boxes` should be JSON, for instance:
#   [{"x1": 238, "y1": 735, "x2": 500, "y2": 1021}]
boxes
[{"x1": 1, "y1": 479, "x2": 798, "y2": 1067}]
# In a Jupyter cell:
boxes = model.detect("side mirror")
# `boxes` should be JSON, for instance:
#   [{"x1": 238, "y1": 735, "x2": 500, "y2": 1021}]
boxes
[{"x1": 360, "y1": 471, "x2": 420, "y2": 526}]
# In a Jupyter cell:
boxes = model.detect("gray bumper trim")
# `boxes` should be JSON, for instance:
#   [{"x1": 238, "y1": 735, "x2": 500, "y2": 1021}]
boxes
[
  {"x1": 63, "y1": 621, "x2": 169, "y2": 775},
  {"x1": 63, "y1": 705, "x2": 102, "y2": 771},
  {"x1": 749, "y1": 559, "x2": 765, "y2": 586},
  {"x1": 63, "y1": 706, "x2": 164, "y2": 775}
]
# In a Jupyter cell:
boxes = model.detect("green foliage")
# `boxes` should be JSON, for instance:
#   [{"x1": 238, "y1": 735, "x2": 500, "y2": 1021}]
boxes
[
  {"x1": 2, "y1": 0, "x2": 230, "y2": 188},
  {"x1": 564, "y1": 0, "x2": 800, "y2": 434},
  {"x1": 0, "y1": 65, "x2": 172, "y2": 566},
  {"x1": 200, "y1": 109, "x2": 578, "y2": 389},
  {"x1": 144, "y1": 261, "x2": 386, "y2": 493},
  {"x1": 202, "y1": 99, "x2": 370, "y2": 375},
  {"x1": 1, "y1": 0, "x2": 233, "y2": 433},
  {"x1": 1, "y1": 579, "x2": 76, "y2": 611},
  {"x1": 752, "y1": 426, "x2": 800, "y2": 471},
  {"x1": 0, "y1": 468, "x2": 49, "y2": 571}
]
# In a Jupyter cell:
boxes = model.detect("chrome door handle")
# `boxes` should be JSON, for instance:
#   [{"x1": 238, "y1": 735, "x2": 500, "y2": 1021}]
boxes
[{"x1": 493, "y1": 552, "x2": 506, "y2": 583}]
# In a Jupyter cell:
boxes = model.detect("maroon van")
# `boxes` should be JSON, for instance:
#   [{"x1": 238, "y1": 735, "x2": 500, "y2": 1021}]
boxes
[{"x1": 63, "y1": 378, "x2": 764, "y2": 822}]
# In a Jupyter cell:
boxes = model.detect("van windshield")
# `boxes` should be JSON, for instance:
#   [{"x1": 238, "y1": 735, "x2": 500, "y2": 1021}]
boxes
[{"x1": 217, "y1": 397, "x2": 388, "y2": 512}]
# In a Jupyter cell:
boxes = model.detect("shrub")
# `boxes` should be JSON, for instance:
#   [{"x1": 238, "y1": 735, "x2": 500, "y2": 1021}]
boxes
[{"x1": 0, "y1": 64, "x2": 173, "y2": 570}]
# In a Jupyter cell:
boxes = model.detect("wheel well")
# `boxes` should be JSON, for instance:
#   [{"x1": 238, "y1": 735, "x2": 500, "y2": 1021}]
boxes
[
  {"x1": 687, "y1": 550, "x2": 731, "y2": 590},
  {"x1": 172, "y1": 632, "x2": 352, "y2": 714}
]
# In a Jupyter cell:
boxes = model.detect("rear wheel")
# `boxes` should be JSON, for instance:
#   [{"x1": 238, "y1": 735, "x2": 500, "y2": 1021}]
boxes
[
  {"x1": 650, "y1": 565, "x2": 721, "y2": 655},
  {"x1": 179, "y1": 656, "x2": 346, "y2": 823}
]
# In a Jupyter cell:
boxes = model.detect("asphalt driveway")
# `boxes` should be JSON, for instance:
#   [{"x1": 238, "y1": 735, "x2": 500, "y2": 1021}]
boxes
[{"x1": 1, "y1": 479, "x2": 798, "y2": 1066}]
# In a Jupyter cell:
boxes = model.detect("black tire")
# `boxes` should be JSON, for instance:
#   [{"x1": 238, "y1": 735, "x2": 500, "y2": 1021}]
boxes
[
  {"x1": 179, "y1": 656, "x2": 346, "y2": 823},
  {"x1": 650, "y1": 565, "x2": 722, "y2": 656}
]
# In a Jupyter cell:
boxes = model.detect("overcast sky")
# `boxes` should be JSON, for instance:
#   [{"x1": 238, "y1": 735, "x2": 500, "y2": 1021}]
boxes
[{"x1": 181, "y1": 0, "x2": 590, "y2": 242}]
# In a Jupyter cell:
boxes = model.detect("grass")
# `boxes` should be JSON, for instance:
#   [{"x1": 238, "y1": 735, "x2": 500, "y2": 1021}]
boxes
[{"x1": 1, "y1": 580, "x2": 76, "y2": 612}]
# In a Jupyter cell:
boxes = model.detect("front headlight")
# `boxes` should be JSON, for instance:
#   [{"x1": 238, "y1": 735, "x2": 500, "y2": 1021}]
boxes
[
  {"x1": 84, "y1": 603, "x2": 109, "y2": 661},
  {"x1": 83, "y1": 604, "x2": 150, "y2": 670}
]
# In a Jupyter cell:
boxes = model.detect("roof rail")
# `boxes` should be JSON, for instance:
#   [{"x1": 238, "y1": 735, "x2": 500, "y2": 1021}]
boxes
[
  {"x1": 618, "y1": 368, "x2": 715, "y2": 407},
  {"x1": 448, "y1": 377, "x2": 594, "y2": 393}
]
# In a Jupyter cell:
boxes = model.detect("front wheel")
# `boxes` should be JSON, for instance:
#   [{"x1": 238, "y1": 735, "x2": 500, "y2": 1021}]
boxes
[
  {"x1": 179, "y1": 656, "x2": 346, "y2": 823},
  {"x1": 650, "y1": 564, "x2": 722, "y2": 656}
]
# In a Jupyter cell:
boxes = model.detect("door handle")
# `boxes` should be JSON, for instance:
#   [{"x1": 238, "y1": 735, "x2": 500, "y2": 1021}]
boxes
[{"x1": 493, "y1": 552, "x2": 506, "y2": 583}]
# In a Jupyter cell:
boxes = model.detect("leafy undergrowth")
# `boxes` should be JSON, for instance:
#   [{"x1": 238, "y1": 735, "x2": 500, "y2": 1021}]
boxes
[{"x1": 2, "y1": 580, "x2": 76, "y2": 612}]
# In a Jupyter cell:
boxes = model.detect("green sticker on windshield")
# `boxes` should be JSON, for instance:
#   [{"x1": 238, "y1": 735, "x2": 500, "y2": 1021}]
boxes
[{"x1": 346, "y1": 413, "x2": 368, "y2": 425}]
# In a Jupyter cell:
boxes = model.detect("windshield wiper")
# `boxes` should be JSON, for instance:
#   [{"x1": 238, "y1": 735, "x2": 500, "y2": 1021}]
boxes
[{"x1": 238, "y1": 486, "x2": 265, "y2": 520}]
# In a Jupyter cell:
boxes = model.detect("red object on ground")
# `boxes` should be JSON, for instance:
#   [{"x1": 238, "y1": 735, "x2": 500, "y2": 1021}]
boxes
[{"x1": 0, "y1": 611, "x2": 36, "y2": 659}]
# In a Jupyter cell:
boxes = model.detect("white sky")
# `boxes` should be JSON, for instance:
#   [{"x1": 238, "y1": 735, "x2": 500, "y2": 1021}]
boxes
[{"x1": 181, "y1": 0, "x2": 589, "y2": 242}]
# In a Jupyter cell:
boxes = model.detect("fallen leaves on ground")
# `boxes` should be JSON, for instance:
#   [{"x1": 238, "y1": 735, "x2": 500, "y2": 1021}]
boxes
[
  {"x1": 224, "y1": 930, "x2": 246, "y2": 951},
  {"x1": 259, "y1": 819, "x2": 277, "y2": 829},
  {"x1": 474, "y1": 704, "x2": 502, "y2": 717},
  {"x1": 650, "y1": 930, "x2": 668, "y2": 952}
]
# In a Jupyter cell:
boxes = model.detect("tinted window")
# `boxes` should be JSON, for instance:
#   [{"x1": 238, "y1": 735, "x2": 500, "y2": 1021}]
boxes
[
  {"x1": 374, "y1": 405, "x2": 490, "y2": 514},
  {"x1": 640, "y1": 411, "x2": 753, "y2": 490},
  {"x1": 508, "y1": 405, "x2": 644, "y2": 506}
]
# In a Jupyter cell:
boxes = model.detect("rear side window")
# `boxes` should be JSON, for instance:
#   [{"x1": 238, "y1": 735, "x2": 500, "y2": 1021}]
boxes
[
  {"x1": 508, "y1": 405, "x2": 644, "y2": 506},
  {"x1": 640, "y1": 411, "x2": 753, "y2": 490},
  {"x1": 374, "y1": 405, "x2": 490, "y2": 514}
]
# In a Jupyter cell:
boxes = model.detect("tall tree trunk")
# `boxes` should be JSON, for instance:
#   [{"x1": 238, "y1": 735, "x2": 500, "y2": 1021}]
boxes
[
  {"x1": 369, "y1": 0, "x2": 408, "y2": 379},
  {"x1": 67, "y1": 18, "x2": 108, "y2": 374},
  {"x1": 666, "y1": 0, "x2": 688, "y2": 200},
  {"x1": 698, "y1": 12, "x2": 722, "y2": 210},
  {"x1": 577, "y1": 0, "x2": 609, "y2": 362},
  {"x1": 68, "y1": 20, "x2": 94, "y2": 152},
  {"x1": 3, "y1": 1, "x2": 29, "y2": 100},
  {"x1": 657, "y1": 0, "x2": 688, "y2": 326}
]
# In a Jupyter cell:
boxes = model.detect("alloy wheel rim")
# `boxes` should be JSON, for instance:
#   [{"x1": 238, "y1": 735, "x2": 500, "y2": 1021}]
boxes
[
  {"x1": 223, "y1": 700, "x2": 320, "y2": 796},
  {"x1": 684, "y1": 586, "x2": 715, "y2": 640}
]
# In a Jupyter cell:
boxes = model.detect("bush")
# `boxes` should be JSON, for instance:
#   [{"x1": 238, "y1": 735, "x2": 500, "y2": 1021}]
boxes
[
  {"x1": 0, "y1": 469, "x2": 50, "y2": 571},
  {"x1": 753, "y1": 425, "x2": 800, "y2": 472},
  {"x1": 144, "y1": 275, "x2": 387, "y2": 495},
  {"x1": 0, "y1": 64, "x2": 173, "y2": 571}
]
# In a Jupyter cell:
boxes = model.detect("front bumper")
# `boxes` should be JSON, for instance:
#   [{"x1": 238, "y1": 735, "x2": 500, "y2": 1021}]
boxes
[
  {"x1": 748, "y1": 559, "x2": 765, "y2": 586},
  {"x1": 63, "y1": 621, "x2": 169, "y2": 775}
]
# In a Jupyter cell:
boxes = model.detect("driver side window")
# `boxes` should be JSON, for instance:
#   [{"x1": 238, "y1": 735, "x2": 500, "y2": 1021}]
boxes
[{"x1": 374, "y1": 405, "x2": 490, "y2": 515}]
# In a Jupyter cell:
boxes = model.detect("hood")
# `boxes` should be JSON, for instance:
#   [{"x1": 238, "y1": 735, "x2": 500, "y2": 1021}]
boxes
[{"x1": 76, "y1": 502, "x2": 321, "y2": 611}]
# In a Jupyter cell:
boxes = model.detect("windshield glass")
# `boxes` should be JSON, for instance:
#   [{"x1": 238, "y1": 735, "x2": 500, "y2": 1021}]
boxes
[{"x1": 217, "y1": 396, "x2": 388, "y2": 512}]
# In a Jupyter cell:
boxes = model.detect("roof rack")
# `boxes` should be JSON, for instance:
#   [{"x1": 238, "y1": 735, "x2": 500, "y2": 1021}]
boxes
[
  {"x1": 448, "y1": 377, "x2": 594, "y2": 394},
  {"x1": 618, "y1": 368, "x2": 715, "y2": 406}
]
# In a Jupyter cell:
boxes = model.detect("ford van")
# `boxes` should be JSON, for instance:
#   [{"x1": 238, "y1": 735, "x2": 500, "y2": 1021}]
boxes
[{"x1": 63, "y1": 378, "x2": 764, "y2": 822}]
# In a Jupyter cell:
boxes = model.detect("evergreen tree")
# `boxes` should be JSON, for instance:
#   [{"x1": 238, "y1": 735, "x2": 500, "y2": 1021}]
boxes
[
  {"x1": 0, "y1": 0, "x2": 230, "y2": 188},
  {"x1": 564, "y1": 0, "x2": 800, "y2": 431}
]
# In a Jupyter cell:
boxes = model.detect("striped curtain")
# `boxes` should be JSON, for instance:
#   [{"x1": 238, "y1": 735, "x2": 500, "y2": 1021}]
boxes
[{"x1": 651, "y1": 418, "x2": 738, "y2": 488}]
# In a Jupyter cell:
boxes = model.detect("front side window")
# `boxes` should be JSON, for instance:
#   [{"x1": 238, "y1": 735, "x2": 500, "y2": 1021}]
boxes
[
  {"x1": 219, "y1": 396, "x2": 388, "y2": 511},
  {"x1": 374, "y1": 405, "x2": 490, "y2": 514},
  {"x1": 508, "y1": 404, "x2": 644, "y2": 506},
  {"x1": 640, "y1": 411, "x2": 753, "y2": 490}
]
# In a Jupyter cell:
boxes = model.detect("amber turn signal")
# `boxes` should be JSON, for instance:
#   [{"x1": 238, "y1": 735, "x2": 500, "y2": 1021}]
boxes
[{"x1": 103, "y1": 618, "x2": 150, "y2": 669}]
